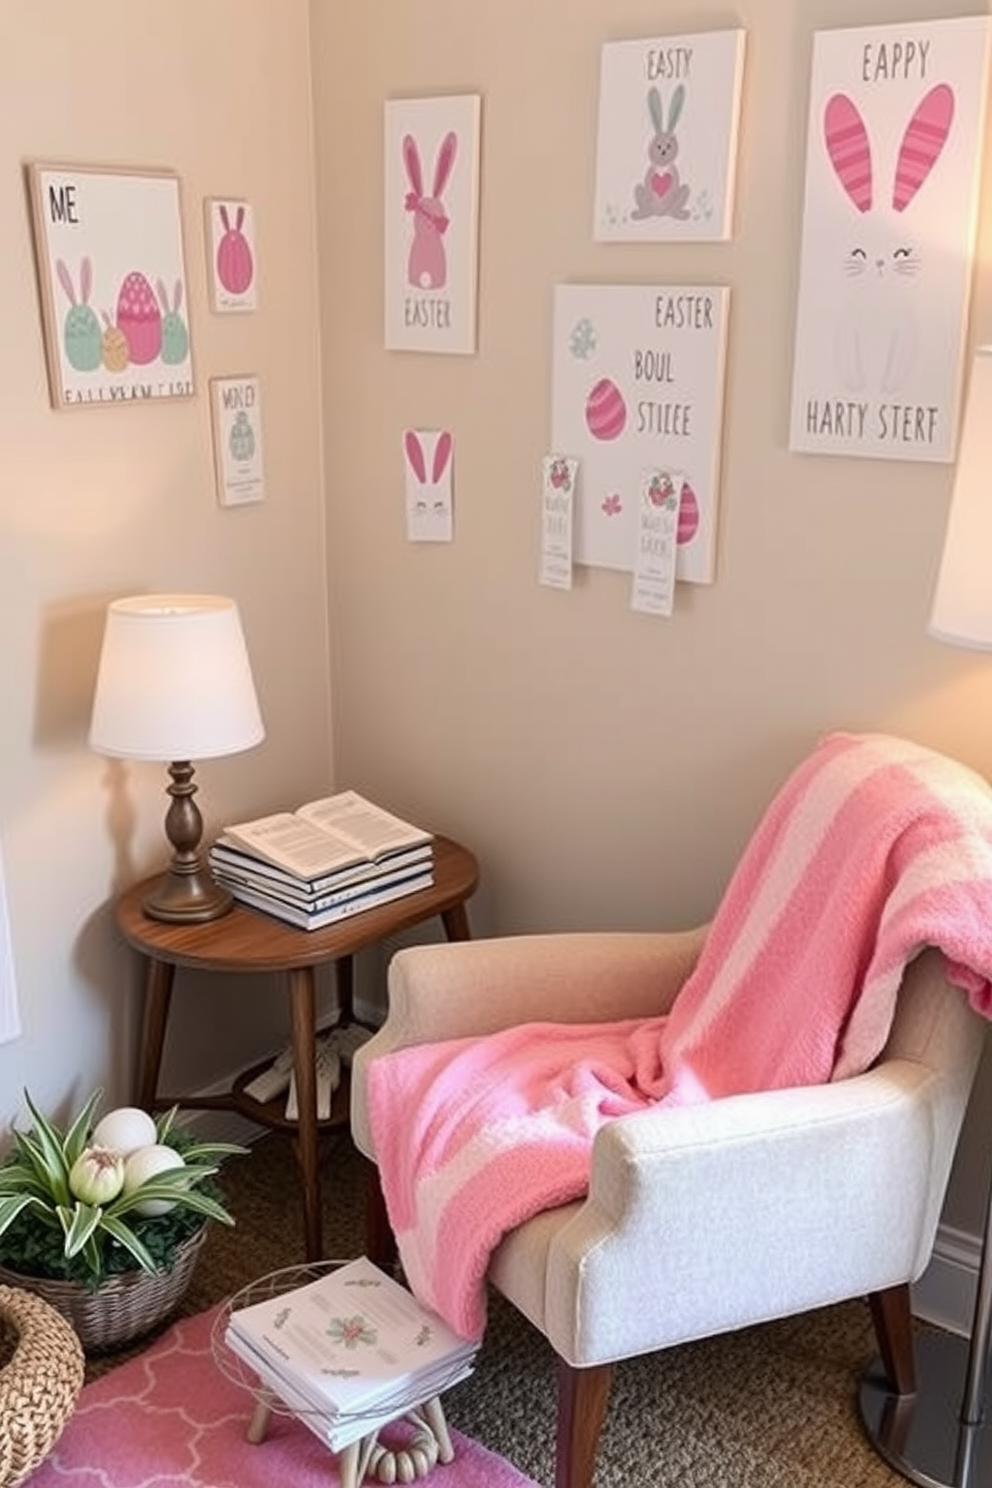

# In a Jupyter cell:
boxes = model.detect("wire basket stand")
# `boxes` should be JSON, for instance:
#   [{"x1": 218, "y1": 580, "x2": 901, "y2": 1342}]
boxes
[{"x1": 211, "y1": 1260, "x2": 456, "y2": 1488}]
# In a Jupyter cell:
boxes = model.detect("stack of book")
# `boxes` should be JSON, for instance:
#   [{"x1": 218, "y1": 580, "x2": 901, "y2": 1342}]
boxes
[
  {"x1": 209, "y1": 791, "x2": 434, "y2": 931},
  {"x1": 224, "y1": 1256, "x2": 478, "y2": 1452}
]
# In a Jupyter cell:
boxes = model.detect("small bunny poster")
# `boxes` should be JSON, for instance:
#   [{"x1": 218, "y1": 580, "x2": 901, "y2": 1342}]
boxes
[
  {"x1": 403, "y1": 428, "x2": 453, "y2": 541},
  {"x1": 384, "y1": 94, "x2": 481, "y2": 355},
  {"x1": 206, "y1": 198, "x2": 257, "y2": 312},
  {"x1": 593, "y1": 30, "x2": 747, "y2": 242},
  {"x1": 789, "y1": 16, "x2": 992, "y2": 463},
  {"x1": 551, "y1": 283, "x2": 731, "y2": 583},
  {"x1": 27, "y1": 164, "x2": 193, "y2": 409}
]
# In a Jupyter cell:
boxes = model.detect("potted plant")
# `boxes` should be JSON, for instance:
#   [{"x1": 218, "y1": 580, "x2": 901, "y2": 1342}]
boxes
[{"x1": 0, "y1": 1089, "x2": 247, "y2": 1350}]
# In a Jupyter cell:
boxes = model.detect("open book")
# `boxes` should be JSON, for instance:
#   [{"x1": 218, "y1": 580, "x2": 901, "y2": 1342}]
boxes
[{"x1": 217, "y1": 791, "x2": 433, "y2": 882}]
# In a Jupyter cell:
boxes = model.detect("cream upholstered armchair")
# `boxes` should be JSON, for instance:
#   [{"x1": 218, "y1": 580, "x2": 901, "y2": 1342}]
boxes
[{"x1": 350, "y1": 929, "x2": 984, "y2": 1488}]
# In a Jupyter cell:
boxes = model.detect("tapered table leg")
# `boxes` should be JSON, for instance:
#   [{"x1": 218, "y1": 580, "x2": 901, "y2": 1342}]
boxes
[{"x1": 288, "y1": 966, "x2": 321, "y2": 1261}]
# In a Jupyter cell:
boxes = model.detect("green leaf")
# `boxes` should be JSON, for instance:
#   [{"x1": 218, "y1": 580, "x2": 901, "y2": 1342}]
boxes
[
  {"x1": 20, "y1": 1091, "x2": 71, "y2": 1205},
  {"x1": 154, "y1": 1105, "x2": 179, "y2": 1144},
  {"x1": 99, "y1": 1214, "x2": 159, "y2": 1274},
  {"x1": 62, "y1": 1089, "x2": 104, "y2": 1168},
  {"x1": 111, "y1": 1184, "x2": 234, "y2": 1226},
  {"x1": 58, "y1": 1201, "x2": 103, "y2": 1259},
  {"x1": 0, "y1": 1191, "x2": 47, "y2": 1237},
  {"x1": 178, "y1": 1141, "x2": 249, "y2": 1164}
]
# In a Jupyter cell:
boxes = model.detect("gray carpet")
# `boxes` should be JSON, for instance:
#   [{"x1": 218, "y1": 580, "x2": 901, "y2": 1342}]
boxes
[{"x1": 88, "y1": 1130, "x2": 917, "y2": 1487}]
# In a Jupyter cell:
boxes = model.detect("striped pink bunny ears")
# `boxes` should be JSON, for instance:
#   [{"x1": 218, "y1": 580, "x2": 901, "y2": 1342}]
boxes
[{"x1": 823, "y1": 83, "x2": 954, "y2": 213}]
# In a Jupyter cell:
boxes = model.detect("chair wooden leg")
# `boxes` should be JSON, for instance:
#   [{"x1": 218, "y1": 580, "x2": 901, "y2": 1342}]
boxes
[
  {"x1": 363, "y1": 1160, "x2": 398, "y2": 1270},
  {"x1": 556, "y1": 1360, "x2": 612, "y2": 1488},
  {"x1": 868, "y1": 1283, "x2": 916, "y2": 1396}
]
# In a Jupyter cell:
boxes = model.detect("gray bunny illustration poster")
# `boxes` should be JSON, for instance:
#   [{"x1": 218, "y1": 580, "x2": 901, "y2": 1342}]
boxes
[{"x1": 593, "y1": 31, "x2": 746, "y2": 243}]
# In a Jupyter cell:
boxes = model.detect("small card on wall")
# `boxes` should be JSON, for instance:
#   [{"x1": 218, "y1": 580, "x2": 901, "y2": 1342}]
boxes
[
  {"x1": 631, "y1": 470, "x2": 680, "y2": 616},
  {"x1": 205, "y1": 199, "x2": 257, "y2": 312},
  {"x1": 404, "y1": 428, "x2": 453, "y2": 541},
  {"x1": 211, "y1": 376, "x2": 264, "y2": 507},
  {"x1": 539, "y1": 455, "x2": 577, "y2": 589}
]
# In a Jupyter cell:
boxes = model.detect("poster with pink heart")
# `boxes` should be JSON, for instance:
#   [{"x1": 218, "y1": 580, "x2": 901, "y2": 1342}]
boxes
[
  {"x1": 593, "y1": 30, "x2": 746, "y2": 243},
  {"x1": 551, "y1": 283, "x2": 730, "y2": 584}
]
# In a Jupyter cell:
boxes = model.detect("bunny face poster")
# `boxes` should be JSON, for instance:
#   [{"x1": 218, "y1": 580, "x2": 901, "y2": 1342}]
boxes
[
  {"x1": 27, "y1": 164, "x2": 193, "y2": 409},
  {"x1": 789, "y1": 16, "x2": 991, "y2": 463},
  {"x1": 593, "y1": 30, "x2": 746, "y2": 242},
  {"x1": 384, "y1": 95, "x2": 481, "y2": 355}
]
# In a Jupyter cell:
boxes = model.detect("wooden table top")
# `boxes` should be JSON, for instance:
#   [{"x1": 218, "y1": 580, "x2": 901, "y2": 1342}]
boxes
[{"x1": 114, "y1": 835, "x2": 479, "y2": 974}]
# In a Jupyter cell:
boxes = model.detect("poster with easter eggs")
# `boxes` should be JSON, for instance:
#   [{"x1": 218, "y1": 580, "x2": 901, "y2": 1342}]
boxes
[
  {"x1": 551, "y1": 283, "x2": 731, "y2": 583},
  {"x1": 789, "y1": 16, "x2": 992, "y2": 463},
  {"x1": 593, "y1": 30, "x2": 747, "y2": 242},
  {"x1": 206, "y1": 198, "x2": 257, "y2": 312},
  {"x1": 27, "y1": 164, "x2": 194, "y2": 410},
  {"x1": 211, "y1": 376, "x2": 265, "y2": 507}
]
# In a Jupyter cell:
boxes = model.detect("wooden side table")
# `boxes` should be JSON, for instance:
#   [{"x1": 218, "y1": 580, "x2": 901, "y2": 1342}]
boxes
[{"x1": 115, "y1": 835, "x2": 478, "y2": 1262}]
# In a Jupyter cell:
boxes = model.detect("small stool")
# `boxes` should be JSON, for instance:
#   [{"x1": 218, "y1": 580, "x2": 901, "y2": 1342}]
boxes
[
  {"x1": 247, "y1": 1393, "x2": 454, "y2": 1487},
  {"x1": 0, "y1": 1285, "x2": 85, "y2": 1487}
]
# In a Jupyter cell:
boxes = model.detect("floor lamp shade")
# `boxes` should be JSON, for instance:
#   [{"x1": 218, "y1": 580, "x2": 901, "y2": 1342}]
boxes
[
  {"x1": 929, "y1": 346, "x2": 992, "y2": 652},
  {"x1": 90, "y1": 594, "x2": 264, "y2": 923}
]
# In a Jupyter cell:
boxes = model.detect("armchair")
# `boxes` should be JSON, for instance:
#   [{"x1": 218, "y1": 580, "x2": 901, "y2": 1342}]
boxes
[{"x1": 351, "y1": 929, "x2": 984, "y2": 1488}]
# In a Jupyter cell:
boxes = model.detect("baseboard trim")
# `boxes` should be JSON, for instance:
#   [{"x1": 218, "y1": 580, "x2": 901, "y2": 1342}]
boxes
[{"x1": 911, "y1": 1221, "x2": 982, "y2": 1338}]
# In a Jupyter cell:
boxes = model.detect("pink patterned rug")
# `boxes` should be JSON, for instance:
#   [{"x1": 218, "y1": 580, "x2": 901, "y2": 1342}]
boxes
[{"x1": 32, "y1": 1306, "x2": 539, "y2": 1488}]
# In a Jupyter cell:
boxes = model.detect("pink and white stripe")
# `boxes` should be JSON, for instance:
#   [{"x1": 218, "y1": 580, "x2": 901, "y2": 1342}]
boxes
[{"x1": 368, "y1": 732, "x2": 992, "y2": 1339}]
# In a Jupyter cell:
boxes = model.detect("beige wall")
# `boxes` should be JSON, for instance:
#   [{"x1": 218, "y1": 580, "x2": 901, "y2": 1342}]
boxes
[
  {"x1": 313, "y1": 0, "x2": 992, "y2": 1244},
  {"x1": 0, "y1": 0, "x2": 332, "y2": 1121}
]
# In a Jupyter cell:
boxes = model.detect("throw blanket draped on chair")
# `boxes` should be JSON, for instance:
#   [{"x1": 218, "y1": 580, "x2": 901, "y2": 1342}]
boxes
[{"x1": 368, "y1": 732, "x2": 992, "y2": 1339}]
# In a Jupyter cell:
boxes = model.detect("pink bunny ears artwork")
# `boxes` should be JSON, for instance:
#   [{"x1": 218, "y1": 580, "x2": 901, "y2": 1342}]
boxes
[
  {"x1": 206, "y1": 198, "x2": 257, "y2": 312},
  {"x1": 384, "y1": 94, "x2": 482, "y2": 355},
  {"x1": 788, "y1": 14, "x2": 992, "y2": 464},
  {"x1": 403, "y1": 429, "x2": 454, "y2": 542}
]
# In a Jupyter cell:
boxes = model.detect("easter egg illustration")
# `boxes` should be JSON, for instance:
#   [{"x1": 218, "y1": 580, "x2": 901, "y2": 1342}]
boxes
[
  {"x1": 585, "y1": 378, "x2": 626, "y2": 441},
  {"x1": 101, "y1": 313, "x2": 129, "y2": 373},
  {"x1": 64, "y1": 305, "x2": 102, "y2": 373},
  {"x1": 229, "y1": 411, "x2": 256, "y2": 461},
  {"x1": 677, "y1": 481, "x2": 700, "y2": 545},
  {"x1": 217, "y1": 205, "x2": 254, "y2": 295},
  {"x1": 116, "y1": 272, "x2": 162, "y2": 365}
]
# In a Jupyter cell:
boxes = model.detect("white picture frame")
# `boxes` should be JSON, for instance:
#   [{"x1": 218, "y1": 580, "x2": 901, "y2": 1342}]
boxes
[
  {"x1": 789, "y1": 15, "x2": 992, "y2": 463},
  {"x1": 205, "y1": 198, "x2": 257, "y2": 312},
  {"x1": 593, "y1": 30, "x2": 747, "y2": 243},
  {"x1": 211, "y1": 376, "x2": 265, "y2": 507},
  {"x1": 384, "y1": 94, "x2": 481, "y2": 355},
  {"x1": 551, "y1": 283, "x2": 732, "y2": 584},
  {"x1": 27, "y1": 162, "x2": 194, "y2": 409}
]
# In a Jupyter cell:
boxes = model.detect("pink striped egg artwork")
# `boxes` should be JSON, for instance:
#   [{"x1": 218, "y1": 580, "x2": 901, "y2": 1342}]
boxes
[
  {"x1": 584, "y1": 377, "x2": 627, "y2": 441},
  {"x1": 116, "y1": 271, "x2": 162, "y2": 365},
  {"x1": 677, "y1": 481, "x2": 700, "y2": 545}
]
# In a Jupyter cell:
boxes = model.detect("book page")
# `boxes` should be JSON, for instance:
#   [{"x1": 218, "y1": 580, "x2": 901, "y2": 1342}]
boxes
[
  {"x1": 221, "y1": 813, "x2": 365, "y2": 878},
  {"x1": 298, "y1": 792, "x2": 432, "y2": 861}
]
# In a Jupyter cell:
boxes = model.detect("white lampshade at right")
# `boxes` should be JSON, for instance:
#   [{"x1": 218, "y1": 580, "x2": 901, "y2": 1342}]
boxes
[{"x1": 929, "y1": 346, "x2": 992, "y2": 652}]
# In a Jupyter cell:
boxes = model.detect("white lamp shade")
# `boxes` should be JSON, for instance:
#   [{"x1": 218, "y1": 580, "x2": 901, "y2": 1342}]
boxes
[
  {"x1": 929, "y1": 347, "x2": 992, "y2": 652},
  {"x1": 89, "y1": 594, "x2": 265, "y2": 761}
]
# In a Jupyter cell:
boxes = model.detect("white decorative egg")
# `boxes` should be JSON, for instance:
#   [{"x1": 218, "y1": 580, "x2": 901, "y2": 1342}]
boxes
[
  {"x1": 91, "y1": 1106, "x2": 158, "y2": 1156},
  {"x1": 122, "y1": 1143, "x2": 186, "y2": 1216}
]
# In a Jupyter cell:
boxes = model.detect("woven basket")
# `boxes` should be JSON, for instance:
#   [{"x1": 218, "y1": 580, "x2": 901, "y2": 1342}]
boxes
[
  {"x1": 0, "y1": 1284, "x2": 84, "y2": 1487},
  {"x1": 0, "y1": 1224, "x2": 207, "y2": 1354}
]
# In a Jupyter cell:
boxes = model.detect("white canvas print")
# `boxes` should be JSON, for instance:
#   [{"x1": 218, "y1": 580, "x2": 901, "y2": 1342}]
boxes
[
  {"x1": 403, "y1": 428, "x2": 453, "y2": 541},
  {"x1": 593, "y1": 31, "x2": 746, "y2": 242},
  {"x1": 384, "y1": 95, "x2": 481, "y2": 354},
  {"x1": 789, "y1": 16, "x2": 992, "y2": 462},
  {"x1": 551, "y1": 284, "x2": 731, "y2": 583}
]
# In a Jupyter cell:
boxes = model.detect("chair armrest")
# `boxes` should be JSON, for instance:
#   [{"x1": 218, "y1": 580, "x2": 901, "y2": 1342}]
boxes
[
  {"x1": 350, "y1": 926, "x2": 707, "y2": 1158},
  {"x1": 544, "y1": 1059, "x2": 946, "y2": 1363},
  {"x1": 382, "y1": 926, "x2": 708, "y2": 1042}
]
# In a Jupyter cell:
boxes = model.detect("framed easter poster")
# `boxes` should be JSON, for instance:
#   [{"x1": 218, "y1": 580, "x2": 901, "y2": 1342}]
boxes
[
  {"x1": 593, "y1": 30, "x2": 747, "y2": 242},
  {"x1": 210, "y1": 376, "x2": 265, "y2": 507},
  {"x1": 26, "y1": 163, "x2": 193, "y2": 409},
  {"x1": 551, "y1": 284, "x2": 731, "y2": 584},
  {"x1": 205, "y1": 198, "x2": 257, "y2": 312},
  {"x1": 384, "y1": 94, "x2": 481, "y2": 354},
  {"x1": 789, "y1": 16, "x2": 992, "y2": 463}
]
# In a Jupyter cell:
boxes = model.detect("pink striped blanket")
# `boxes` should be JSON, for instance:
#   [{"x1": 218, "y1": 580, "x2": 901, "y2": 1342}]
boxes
[{"x1": 367, "y1": 732, "x2": 992, "y2": 1339}]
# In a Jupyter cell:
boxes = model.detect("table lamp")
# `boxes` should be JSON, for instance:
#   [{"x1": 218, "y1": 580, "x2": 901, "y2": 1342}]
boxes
[
  {"x1": 89, "y1": 593, "x2": 264, "y2": 924},
  {"x1": 860, "y1": 345, "x2": 992, "y2": 1487}
]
